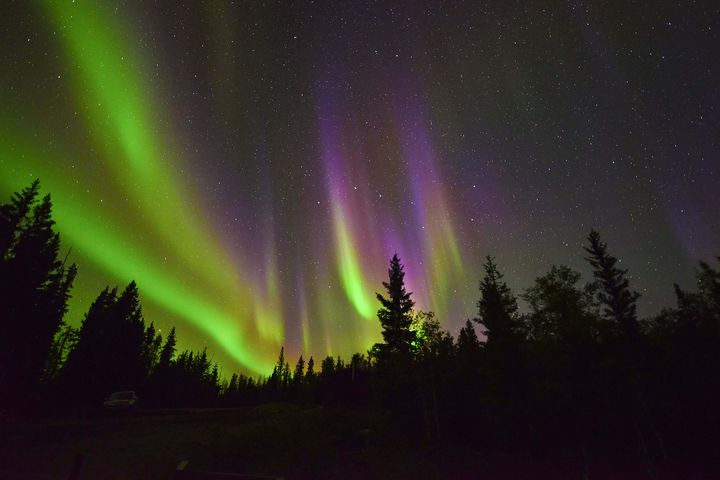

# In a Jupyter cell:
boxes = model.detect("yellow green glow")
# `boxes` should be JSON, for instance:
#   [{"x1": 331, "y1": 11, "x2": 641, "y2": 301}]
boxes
[
  {"x1": 331, "y1": 203, "x2": 375, "y2": 319},
  {"x1": 15, "y1": 1, "x2": 284, "y2": 374},
  {"x1": 0, "y1": 128, "x2": 273, "y2": 374}
]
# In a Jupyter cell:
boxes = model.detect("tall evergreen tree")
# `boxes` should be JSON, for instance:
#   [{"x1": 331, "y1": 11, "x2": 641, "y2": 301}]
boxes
[
  {"x1": 583, "y1": 230, "x2": 641, "y2": 339},
  {"x1": 61, "y1": 287, "x2": 118, "y2": 402},
  {"x1": 305, "y1": 356, "x2": 315, "y2": 382},
  {"x1": 61, "y1": 281, "x2": 147, "y2": 404},
  {"x1": 474, "y1": 256, "x2": 522, "y2": 347},
  {"x1": 473, "y1": 256, "x2": 526, "y2": 409},
  {"x1": 375, "y1": 254, "x2": 415, "y2": 357},
  {"x1": 584, "y1": 232, "x2": 666, "y2": 461},
  {"x1": 227, "y1": 373, "x2": 239, "y2": 398},
  {"x1": 112, "y1": 281, "x2": 146, "y2": 389},
  {"x1": 321, "y1": 356, "x2": 336, "y2": 376},
  {"x1": 43, "y1": 324, "x2": 80, "y2": 381},
  {"x1": 293, "y1": 355, "x2": 305, "y2": 384},
  {"x1": 141, "y1": 322, "x2": 163, "y2": 376},
  {"x1": 157, "y1": 326, "x2": 177, "y2": 370},
  {"x1": 0, "y1": 182, "x2": 77, "y2": 410},
  {"x1": 457, "y1": 319, "x2": 481, "y2": 362},
  {"x1": 0, "y1": 180, "x2": 39, "y2": 255},
  {"x1": 281, "y1": 360, "x2": 291, "y2": 388},
  {"x1": 269, "y1": 346, "x2": 287, "y2": 389}
]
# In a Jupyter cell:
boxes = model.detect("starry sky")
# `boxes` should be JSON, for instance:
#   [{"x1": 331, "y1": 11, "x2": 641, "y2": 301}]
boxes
[{"x1": 1, "y1": 1, "x2": 718, "y2": 375}]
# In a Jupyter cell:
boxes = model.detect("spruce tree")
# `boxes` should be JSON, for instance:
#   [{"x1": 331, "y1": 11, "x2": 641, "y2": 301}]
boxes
[
  {"x1": 376, "y1": 254, "x2": 415, "y2": 356},
  {"x1": 0, "y1": 180, "x2": 39, "y2": 255},
  {"x1": 109, "y1": 281, "x2": 147, "y2": 390},
  {"x1": 583, "y1": 230, "x2": 640, "y2": 338},
  {"x1": 61, "y1": 282, "x2": 149, "y2": 402},
  {"x1": 473, "y1": 256, "x2": 525, "y2": 404},
  {"x1": 457, "y1": 319, "x2": 480, "y2": 357},
  {"x1": 141, "y1": 322, "x2": 163, "y2": 376},
  {"x1": 269, "y1": 346, "x2": 287, "y2": 389},
  {"x1": 305, "y1": 356, "x2": 315, "y2": 382},
  {"x1": 227, "y1": 373, "x2": 239, "y2": 397},
  {"x1": 474, "y1": 256, "x2": 522, "y2": 348},
  {"x1": 293, "y1": 355, "x2": 305, "y2": 384},
  {"x1": 157, "y1": 326, "x2": 177, "y2": 370},
  {"x1": 321, "y1": 356, "x2": 336, "y2": 376},
  {"x1": 43, "y1": 324, "x2": 80, "y2": 381},
  {"x1": 281, "y1": 360, "x2": 291, "y2": 388},
  {"x1": 61, "y1": 287, "x2": 118, "y2": 402},
  {"x1": 0, "y1": 182, "x2": 76, "y2": 410}
]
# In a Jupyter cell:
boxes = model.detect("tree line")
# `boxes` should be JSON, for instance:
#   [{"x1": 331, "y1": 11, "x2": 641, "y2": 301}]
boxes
[{"x1": 1, "y1": 181, "x2": 718, "y2": 466}]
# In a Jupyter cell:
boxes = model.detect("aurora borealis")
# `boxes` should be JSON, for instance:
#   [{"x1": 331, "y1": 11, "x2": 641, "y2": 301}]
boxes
[{"x1": 1, "y1": 1, "x2": 718, "y2": 375}]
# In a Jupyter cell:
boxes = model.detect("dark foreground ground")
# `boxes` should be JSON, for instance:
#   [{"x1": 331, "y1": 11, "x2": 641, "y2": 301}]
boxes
[{"x1": 0, "y1": 404, "x2": 715, "y2": 480}]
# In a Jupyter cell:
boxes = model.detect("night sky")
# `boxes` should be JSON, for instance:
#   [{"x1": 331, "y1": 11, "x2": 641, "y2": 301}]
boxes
[{"x1": 1, "y1": 1, "x2": 718, "y2": 375}]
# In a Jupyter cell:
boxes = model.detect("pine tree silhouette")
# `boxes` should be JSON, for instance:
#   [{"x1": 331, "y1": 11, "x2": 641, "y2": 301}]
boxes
[
  {"x1": 0, "y1": 182, "x2": 76, "y2": 411},
  {"x1": 457, "y1": 319, "x2": 480, "y2": 357},
  {"x1": 305, "y1": 356, "x2": 315, "y2": 382},
  {"x1": 157, "y1": 326, "x2": 177, "y2": 371},
  {"x1": 269, "y1": 346, "x2": 287, "y2": 390},
  {"x1": 112, "y1": 281, "x2": 146, "y2": 390},
  {"x1": 141, "y1": 322, "x2": 163, "y2": 376},
  {"x1": 376, "y1": 254, "x2": 415, "y2": 357},
  {"x1": 584, "y1": 230, "x2": 641, "y2": 339},
  {"x1": 320, "y1": 356, "x2": 335, "y2": 376},
  {"x1": 473, "y1": 256, "x2": 525, "y2": 409},
  {"x1": 293, "y1": 355, "x2": 305, "y2": 384},
  {"x1": 474, "y1": 256, "x2": 522, "y2": 348},
  {"x1": 61, "y1": 282, "x2": 147, "y2": 403}
]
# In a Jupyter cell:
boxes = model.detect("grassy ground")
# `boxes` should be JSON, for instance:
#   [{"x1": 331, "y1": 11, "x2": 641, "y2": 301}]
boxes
[
  {"x1": 0, "y1": 404, "x2": 449, "y2": 480},
  {"x1": 0, "y1": 404, "x2": 715, "y2": 479}
]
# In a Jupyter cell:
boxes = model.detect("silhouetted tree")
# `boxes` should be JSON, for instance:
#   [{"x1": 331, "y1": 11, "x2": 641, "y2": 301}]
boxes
[
  {"x1": 0, "y1": 180, "x2": 39, "y2": 254},
  {"x1": 293, "y1": 355, "x2": 305, "y2": 384},
  {"x1": 584, "y1": 230, "x2": 641, "y2": 339},
  {"x1": 350, "y1": 352, "x2": 369, "y2": 377},
  {"x1": 320, "y1": 355, "x2": 336, "y2": 376},
  {"x1": 0, "y1": 181, "x2": 77, "y2": 411},
  {"x1": 522, "y1": 265, "x2": 601, "y2": 465},
  {"x1": 473, "y1": 256, "x2": 526, "y2": 425},
  {"x1": 522, "y1": 266, "x2": 598, "y2": 345},
  {"x1": 157, "y1": 326, "x2": 177, "y2": 371},
  {"x1": 227, "y1": 373, "x2": 239, "y2": 397},
  {"x1": 413, "y1": 311, "x2": 454, "y2": 440},
  {"x1": 112, "y1": 281, "x2": 147, "y2": 390},
  {"x1": 457, "y1": 319, "x2": 480, "y2": 358},
  {"x1": 269, "y1": 346, "x2": 288, "y2": 391},
  {"x1": 61, "y1": 282, "x2": 147, "y2": 405},
  {"x1": 664, "y1": 259, "x2": 720, "y2": 438},
  {"x1": 374, "y1": 254, "x2": 415, "y2": 360},
  {"x1": 281, "y1": 359, "x2": 291, "y2": 388},
  {"x1": 61, "y1": 287, "x2": 117, "y2": 404},
  {"x1": 141, "y1": 322, "x2": 163, "y2": 376},
  {"x1": 474, "y1": 256, "x2": 523, "y2": 347},
  {"x1": 584, "y1": 232, "x2": 668, "y2": 463},
  {"x1": 43, "y1": 324, "x2": 79, "y2": 381},
  {"x1": 166, "y1": 347, "x2": 220, "y2": 407},
  {"x1": 305, "y1": 356, "x2": 315, "y2": 382}
]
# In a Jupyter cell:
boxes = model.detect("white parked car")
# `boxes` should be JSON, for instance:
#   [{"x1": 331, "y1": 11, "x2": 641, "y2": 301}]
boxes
[{"x1": 103, "y1": 391, "x2": 138, "y2": 409}]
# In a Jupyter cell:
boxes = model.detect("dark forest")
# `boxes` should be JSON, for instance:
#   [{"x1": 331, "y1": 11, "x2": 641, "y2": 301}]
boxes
[{"x1": 1, "y1": 181, "x2": 718, "y2": 479}]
